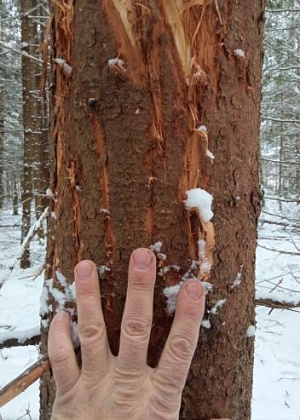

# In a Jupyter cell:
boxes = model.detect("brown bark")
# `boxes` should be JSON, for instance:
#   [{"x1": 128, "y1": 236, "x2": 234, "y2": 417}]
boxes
[{"x1": 40, "y1": 1, "x2": 265, "y2": 419}]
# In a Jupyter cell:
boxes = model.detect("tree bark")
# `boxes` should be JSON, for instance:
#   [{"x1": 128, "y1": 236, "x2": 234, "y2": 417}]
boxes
[{"x1": 40, "y1": 1, "x2": 265, "y2": 419}]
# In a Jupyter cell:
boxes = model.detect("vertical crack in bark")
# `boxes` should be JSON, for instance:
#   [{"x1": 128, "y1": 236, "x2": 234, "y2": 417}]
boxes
[
  {"x1": 68, "y1": 159, "x2": 83, "y2": 261},
  {"x1": 90, "y1": 114, "x2": 116, "y2": 262}
]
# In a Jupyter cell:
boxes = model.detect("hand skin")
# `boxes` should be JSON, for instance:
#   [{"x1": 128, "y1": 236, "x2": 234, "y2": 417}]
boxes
[{"x1": 48, "y1": 248, "x2": 206, "y2": 420}]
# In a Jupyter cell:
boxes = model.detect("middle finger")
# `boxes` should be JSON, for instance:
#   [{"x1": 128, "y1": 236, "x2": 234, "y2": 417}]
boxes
[{"x1": 117, "y1": 248, "x2": 156, "y2": 374}]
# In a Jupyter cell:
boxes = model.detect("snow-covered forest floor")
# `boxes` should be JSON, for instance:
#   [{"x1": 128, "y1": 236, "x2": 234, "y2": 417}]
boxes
[{"x1": 0, "y1": 202, "x2": 300, "y2": 420}]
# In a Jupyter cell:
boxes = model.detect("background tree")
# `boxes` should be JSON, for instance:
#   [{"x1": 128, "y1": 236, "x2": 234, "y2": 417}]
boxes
[
  {"x1": 40, "y1": 1, "x2": 266, "y2": 420},
  {"x1": 261, "y1": 0, "x2": 300, "y2": 205}
]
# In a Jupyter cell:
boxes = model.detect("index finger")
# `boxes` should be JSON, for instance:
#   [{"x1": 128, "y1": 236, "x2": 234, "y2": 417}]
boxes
[{"x1": 75, "y1": 260, "x2": 111, "y2": 385}]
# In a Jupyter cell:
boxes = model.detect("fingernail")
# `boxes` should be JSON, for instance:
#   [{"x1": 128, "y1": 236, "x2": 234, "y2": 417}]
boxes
[
  {"x1": 76, "y1": 260, "x2": 93, "y2": 279},
  {"x1": 133, "y1": 249, "x2": 152, "y2": 270},
  {"x1": 186, "y1": 281, "x2": 203, "y2": 301}
]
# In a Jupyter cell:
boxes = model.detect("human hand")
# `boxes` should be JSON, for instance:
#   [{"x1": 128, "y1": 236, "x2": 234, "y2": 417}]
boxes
[{"x1": 48, "y1": 248, "x2": 206, "y2": 420}]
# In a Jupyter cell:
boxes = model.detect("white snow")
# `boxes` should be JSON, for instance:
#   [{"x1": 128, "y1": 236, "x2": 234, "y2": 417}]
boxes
[
  {"x1": 231, "y1": 270, "x2": 243, "y2": 290},
  {"x1": 53, "y1": 58, "x2": 73, "y2": 75},
  {"x1": 209, "y1": 299, "x2": 227, "y2": 315},
  {"x1": 108, "y1": 58, "x2": 126, "y2": 72},
  {"x1": 158, "y1": 265, "x2": 181, "y2": 276},
  {"x1": 46, "y1": 188, "x2": 54, "y2": 199},
  {"x1": 97, "y1": 265, "x2": 111, "y2": 279},
  {"x1": 0, "y1": 267, "x2": 44, "y2": 345},
  {"x1": 163, "y1": 283, "x2": 181, "y2": 315},
  {"x1": 234, "y1": 48, "x2": 245, "y2": 58},
  {"x1": 246, "y1": 325, "x2": 256, "y2": 338},
  {"x1": 201, "y1": 281, "x2": 214, "y2": 292},
  {"x1": 150, "y1": 241, "x2": 163, "y2": 253},
  {"x1": 198, "y1": 240, "x2": 212, "y2": 276},
  {"x1": 206, "y1": 150, "x2": 215, "y2": 160},
  {"x1": 0, "y1": 346, "x2": 40, "y2": 420},
  {"x1": 185, "y1": 188, "x2": 214, "y2": 223},
  {"x1": 201, "y1": 319, "x2": 211, "y2": 329},
  {"x1": 197, "y1": 125, "x2": 207, "y2": 132}
]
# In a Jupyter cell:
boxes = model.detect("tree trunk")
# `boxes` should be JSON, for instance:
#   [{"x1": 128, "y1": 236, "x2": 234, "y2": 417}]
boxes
[
  {"x1": 34, "y1": 1, "x2": 50, "y2": 237},
  {"x1": 20, "y1": 0, "x2": 42, "y2": 267},
  {"x1": 40, "y1": 1, "x2": 265, "y2": 419},
  {"x1": 0, "y1": 0, "x2": 5, "y2": 210}
]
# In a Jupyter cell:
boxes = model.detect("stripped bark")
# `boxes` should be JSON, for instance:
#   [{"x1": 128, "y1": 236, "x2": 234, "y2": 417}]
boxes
[{"x1": 40, "y1": 1, "x2": 266, "y2": 419}]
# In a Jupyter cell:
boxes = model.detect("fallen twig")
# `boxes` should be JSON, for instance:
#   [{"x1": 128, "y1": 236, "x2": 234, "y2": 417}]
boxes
[{"x1": 0, "y1": 355, "x2": 50, "y2": 408}]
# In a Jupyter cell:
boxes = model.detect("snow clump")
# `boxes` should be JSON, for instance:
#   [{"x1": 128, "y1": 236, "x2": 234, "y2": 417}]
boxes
[{"x1": 185, "y1": 188, "x2": 214, "y2": 223}]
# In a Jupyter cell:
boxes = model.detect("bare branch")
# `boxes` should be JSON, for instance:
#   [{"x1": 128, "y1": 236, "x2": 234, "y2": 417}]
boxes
[
  {"x1": 256, "y1": 298, "x2": 300, "y2": 311},
  {"x1": 265, "y1": 9, "x2": 300, "y2": 13},
  {"x1": 0, "y1": 355, "x2": 50, "y2": 408},
  {"x1": 0, "y1": 41, "x2": 43, "y2": 64},
  {"x1": 262, "y1": 157, "x2": 299, "y2": 165},
  {"x1": 261, "y1": 115, "x2": 300, "y2": 124},
  {"x1": 258, "y1": 244, "x2": 300, "y2": 256},
  {"x1": 264, "y1": 196, "x2": 300, "y2": 203}
]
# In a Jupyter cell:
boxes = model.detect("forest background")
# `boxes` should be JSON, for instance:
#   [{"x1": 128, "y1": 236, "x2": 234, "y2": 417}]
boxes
[{"x1": 0, "y1": 0, "x2": 299, "y2": 419}]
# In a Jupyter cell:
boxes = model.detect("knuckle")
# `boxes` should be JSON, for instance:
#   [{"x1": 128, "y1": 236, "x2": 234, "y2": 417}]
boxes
[
  {"x1": 150, "y1": 381, "x2": 181, "y2": 414},
  {"x1": 50, "y1": 346, "x2": 70, "y2": 368},
  {"x1": 79, "y1": 322, "x2": 105, "y2": 343},
  {"x1": 122, "y1": 317, "x2": 151, "y2": 339},
  {"x1": 168, "y1": 333, "x2": 195, "y2": 362}
]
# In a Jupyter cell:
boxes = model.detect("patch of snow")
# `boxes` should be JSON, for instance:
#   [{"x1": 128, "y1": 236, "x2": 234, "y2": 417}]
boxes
[
  {"x1": 198, "y1": 239, "x2": 212, "y2": 276},
  {"x1": 246, "y1": 325, "x2": 256, "y2": 337},
  {"x1": 108, "y1": 58, "x2": 126, "y2": 72},
  {"x1": 234, "y1": 48, "x2": 245, "y2": 58},
  {"x1": 100, "y1": 208, "x2": 110, "y2": 215},
  {"x1": 210, "y1": 299, "x2": 226, "y2": 315},
  {"x1": 206, "y1": 150, "x2": 215, "y2": 160},
  {"x1": 163, "y1": 283, "x2": 182, "y2": 315},
  {"x1": 197, "y1": 125, "x2": 207, "y2": 132},
  {"x1": 202, "y1": 281, "x2": 214, "y2": 292},
  {"x1": 0, "y1": 346, "x2": 40, "y2": 419},
  {"x1": 158, "y1": 265, "x2": 181, "y2": 276},
  {"x1": 150, "y1": 241, "x2": 163, "y2": 253},
  {"x1": 185, "y1": 188, "x2": 214, "y2": 223},
  {"x1": 53, "y1": 57, "x2": 73, "y2": 75},
  {"x1": 97, "y1": 265, "x2": 110, "y2": 279},
  {"x1": 231, "y1": 271, "x2": 243, "y2": 290},
  {"x1": 201, "y1": 319, "x2": 211, "y2": 329}
]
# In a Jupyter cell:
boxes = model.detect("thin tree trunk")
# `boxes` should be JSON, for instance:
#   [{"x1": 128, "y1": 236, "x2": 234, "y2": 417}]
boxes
[
  {"x1": 40, "y1": 2, "x2": 265, "y2": 419},
  {"x1": 34, "y1": 1, "x2": 50, "y2": 237},
  {"x1": 0, "y1": 0, "x2": 5, "y2": 210},
  {"x1": 20, "y1": 0, "x2": 41, "y2": 267}
]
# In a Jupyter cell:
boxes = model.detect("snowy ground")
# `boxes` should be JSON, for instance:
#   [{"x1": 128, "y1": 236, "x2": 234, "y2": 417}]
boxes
[{"x1": 0, "y1": 202, "x2": 299, "y2": 420}]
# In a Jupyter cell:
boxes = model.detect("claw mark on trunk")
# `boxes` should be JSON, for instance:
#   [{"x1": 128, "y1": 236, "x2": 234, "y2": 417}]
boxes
[
  {"x1": 90, "y1": 115, "x2": 116, "y2": 262},
  {"x1": 68, "y1": 159, "x2": 83, "y2": 261}
]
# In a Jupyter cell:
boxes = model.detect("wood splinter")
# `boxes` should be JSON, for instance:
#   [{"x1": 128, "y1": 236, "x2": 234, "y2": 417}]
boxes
[{"x1": 0, "y1": 354, "x2": 51, "y2": 408}]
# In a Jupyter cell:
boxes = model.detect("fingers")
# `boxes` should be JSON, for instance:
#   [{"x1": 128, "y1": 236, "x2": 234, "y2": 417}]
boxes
[
  {"x1": 48, "y1": 311, "x2": 80, "y2": 394},
  {"x1": 75, "y1": 260, "x2": 111, "y2": 384},
  {"x1": 153, "y1": 280, "x2": 205, "y2": 394},
  {"x1": 117, "y1": 249, "x2": 156, "y2": 374}
]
